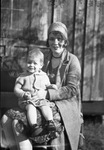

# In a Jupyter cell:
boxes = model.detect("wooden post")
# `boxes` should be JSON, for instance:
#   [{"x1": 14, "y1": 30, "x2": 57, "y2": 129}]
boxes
[
  {"x1": 81, "y1": 0, "x2": 88, "y2": 102},
  {"x1": 72, "y1": 0, "x2": 76, "y2": 54},
  {"x1": 51, "y1": 0, "x2": 55, "y2": 23}
]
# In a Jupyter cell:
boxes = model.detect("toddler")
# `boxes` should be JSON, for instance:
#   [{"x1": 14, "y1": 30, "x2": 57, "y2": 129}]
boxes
[{"x1": 14, "y1": 48, "x2": 57, "y2": 136}]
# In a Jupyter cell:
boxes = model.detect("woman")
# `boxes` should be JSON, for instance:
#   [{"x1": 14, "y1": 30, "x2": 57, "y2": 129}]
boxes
[{"x1": 1, "y1": 22, "x2": 82, "y2": 150}]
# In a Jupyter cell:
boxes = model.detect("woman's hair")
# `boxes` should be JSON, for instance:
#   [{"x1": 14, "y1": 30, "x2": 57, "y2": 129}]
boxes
[
  {"x1": 47, "y1": 22, "x2": 68, "y2": 47},
  {"x1": 27, "y1": 47, "x2": 44, "y2": 65}
]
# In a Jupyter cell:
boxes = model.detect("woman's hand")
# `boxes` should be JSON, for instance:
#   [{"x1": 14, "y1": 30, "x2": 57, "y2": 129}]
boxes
[{"x1": 46, "y1": 84, "x2": 58, "y2": 90}]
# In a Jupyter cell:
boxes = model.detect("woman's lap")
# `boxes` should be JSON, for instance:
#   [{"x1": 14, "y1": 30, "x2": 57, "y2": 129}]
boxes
[{"x1": 1, "y1": 106, "x2": 65, "y2": 150}]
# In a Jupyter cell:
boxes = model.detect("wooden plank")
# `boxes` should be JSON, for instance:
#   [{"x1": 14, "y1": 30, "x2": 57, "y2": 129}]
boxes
[
  {"x1": 82, "y1": 101, "x2": 104, "y2": 115},
  {"x1": 0, "y1": 92, "x2": 18, "y2": 108}
]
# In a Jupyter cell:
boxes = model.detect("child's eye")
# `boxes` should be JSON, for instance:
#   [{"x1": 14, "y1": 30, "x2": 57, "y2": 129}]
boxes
[
  {"x1": 34, "y1": 62, "x2": 37, "y2": 65},
  {"x1": 28, "y1": 61, "x2": 31, "y2": 64},
  {"x1": 28, "y1": 61, "x2": 35, "y2": 64}
]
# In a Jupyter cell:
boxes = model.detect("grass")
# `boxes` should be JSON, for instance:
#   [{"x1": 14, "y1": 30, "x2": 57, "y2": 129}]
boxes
[{"x1": 81, "y1": 116, "x2": 104, "y2": 150}]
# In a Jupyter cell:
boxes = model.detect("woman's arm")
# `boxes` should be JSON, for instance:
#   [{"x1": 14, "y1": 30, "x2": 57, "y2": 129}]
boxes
[{"x1": 48, "y1": 55, "x2": 81, "y2": 101}]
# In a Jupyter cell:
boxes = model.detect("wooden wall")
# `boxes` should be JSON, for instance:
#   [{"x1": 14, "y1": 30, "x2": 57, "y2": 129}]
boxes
[{"x1": 1, "y1": 0, "x2": 104, "y2": 103}]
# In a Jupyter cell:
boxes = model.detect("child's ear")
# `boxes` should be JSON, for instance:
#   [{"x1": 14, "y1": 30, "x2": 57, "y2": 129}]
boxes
[{"x1": 40, "y1": 63, "x2": 43, "y2": 68}]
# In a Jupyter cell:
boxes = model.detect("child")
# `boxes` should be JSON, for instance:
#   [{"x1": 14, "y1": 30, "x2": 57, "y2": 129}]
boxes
[{"x1": 14, "y1": 48, "x2": 57, "y2": 136}]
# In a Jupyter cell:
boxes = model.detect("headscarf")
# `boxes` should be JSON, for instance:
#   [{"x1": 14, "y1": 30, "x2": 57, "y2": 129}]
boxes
[{"x1": 48, "y1": 22, "x2": 68, "y2": 41}]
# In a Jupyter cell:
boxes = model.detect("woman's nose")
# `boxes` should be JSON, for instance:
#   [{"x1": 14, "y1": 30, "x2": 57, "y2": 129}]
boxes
[{"x1": 54, "y1": 38, "x2": 58, "y2": 44}]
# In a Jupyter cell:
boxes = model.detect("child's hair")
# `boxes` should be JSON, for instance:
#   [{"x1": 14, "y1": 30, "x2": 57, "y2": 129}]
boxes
[{"x1": 27, "y1": 47, "x2": 44, "y2": 65}]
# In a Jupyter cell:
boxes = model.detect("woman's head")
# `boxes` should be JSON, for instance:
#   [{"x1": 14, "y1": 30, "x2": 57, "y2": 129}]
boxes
[
  {"x1": 48, "y1": 22, "x2": 68, "y2": 41},
  {"x1": 47, "y1": 22, "x2": 68, "y2": 56},
  {"x1": 26, "y1": 48, "x2": 44, "y2": 73}
]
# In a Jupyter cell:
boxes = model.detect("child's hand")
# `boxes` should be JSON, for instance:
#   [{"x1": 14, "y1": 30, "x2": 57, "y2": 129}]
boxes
[
  {"x1": 46, "y1": 84, "x2": 58, "y2": 90},
  {"x1": 23, "y1": 92, "x2": 31, "y2": 100}
]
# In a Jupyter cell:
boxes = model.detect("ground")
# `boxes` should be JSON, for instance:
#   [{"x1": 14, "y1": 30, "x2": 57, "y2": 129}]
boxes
[{"x1": 82, "y1": 116, "x2": 104, "y2": 150}]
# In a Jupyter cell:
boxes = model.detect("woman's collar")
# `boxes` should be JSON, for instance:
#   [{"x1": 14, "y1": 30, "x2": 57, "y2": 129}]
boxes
[{"x1": 47, "y1": 48, "x2": 70, "y2": 63}]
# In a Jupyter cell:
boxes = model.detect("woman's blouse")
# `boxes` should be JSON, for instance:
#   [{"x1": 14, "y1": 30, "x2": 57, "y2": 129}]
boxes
[{"x1": 48, "y1": 61, "x2": 58, "y2": 84}]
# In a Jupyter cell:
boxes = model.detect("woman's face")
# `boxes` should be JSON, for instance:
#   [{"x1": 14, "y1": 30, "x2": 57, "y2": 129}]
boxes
[{"x1": 48, "y1": 31, "x2": 66, "y2": 56}]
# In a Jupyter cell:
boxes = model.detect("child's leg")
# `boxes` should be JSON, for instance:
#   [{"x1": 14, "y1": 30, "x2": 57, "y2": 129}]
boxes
[
  {"x1": 40, "y1": 105, "x2": 53, "y2": 121},
  {"x1": 40, "y1": 106, "x2": 56, "y2": 131},
  {"x1": 26, "y1": 104, "x2": 37, "y2": 125},
  {"x1": 26, "y1": 104, "x2": 43, "y2": 136}
]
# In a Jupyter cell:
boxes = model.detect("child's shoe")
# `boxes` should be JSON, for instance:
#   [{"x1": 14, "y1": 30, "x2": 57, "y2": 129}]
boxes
[
  {"x1": 46, "y1": 120, "x2": 56, "y2": 131},
  {"x1": 31, "y1": 124, "x2": 43, "y2": 137}
]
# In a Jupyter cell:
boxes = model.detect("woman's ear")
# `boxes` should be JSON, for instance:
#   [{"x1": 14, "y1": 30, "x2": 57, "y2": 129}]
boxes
[{"x1": 64, "y1": 40, "x2": 68, "y2": 47}]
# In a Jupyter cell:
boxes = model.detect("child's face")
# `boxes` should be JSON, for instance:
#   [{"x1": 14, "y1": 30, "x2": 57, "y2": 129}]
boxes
[{"x1": 26, "y1": 57, "x2": 42, "y2": 73}]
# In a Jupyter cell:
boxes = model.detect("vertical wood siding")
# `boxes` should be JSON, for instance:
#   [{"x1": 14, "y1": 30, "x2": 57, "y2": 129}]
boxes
[{"x1": 1, "y1": 0, "x2": 104, "y2": 102}]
